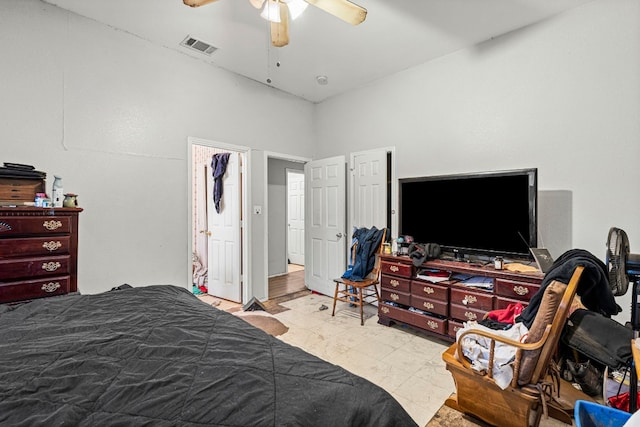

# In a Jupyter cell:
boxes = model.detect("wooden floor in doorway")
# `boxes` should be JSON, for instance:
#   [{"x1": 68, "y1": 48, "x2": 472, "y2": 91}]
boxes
[
  {"x1": 199, "y1": 268, "x2": 309, "y2": 315},
  {"x1": 269, "y1": 269, "x2": 307, "y2": 299}
]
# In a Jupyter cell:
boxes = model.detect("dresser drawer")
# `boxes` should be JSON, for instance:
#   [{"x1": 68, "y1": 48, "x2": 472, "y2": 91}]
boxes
[
  {"x1": 404, "y1": 309, "x2": 447, "y2": 335},
  {"x1": 0, "y1": 276, "x2": 70, "y2": 303},
  {"x1": 380, "y1": 261, "x2": 413, "y2": 278},
  {"x1": 448, "y1": 319, "x2": 465, "y2": 338},
  {"x1": 381, "y1": 288, "x2": 410, "y2": 306},
  {"x1": 411, "y1": 295, "x2": 448, "y2": 317},
  {"x1": 449, "y1": 303, "x2": 488, "y2": 323},
  {"x1": 449, "y1": 287, "x2": 493, "y2": 310},
  {"x1": 380, "y1": 274, "x2": 411, "y2": 293},
  {"x1": 412, "y1": 280, "x2": 448, "y2": 302},
  {"x1": 379, "y1": 303, "x2": 446, "y2": 335},
  {"x1": 0, "y1": 236, "x2": 71, "y2": 258},
  {"x1": 0, "y1": 215, "x2": 72, "y2": 236},
  {"x1": 0, "y1": 255, "x2": 70, "y2": 280},
  {"x1": 494, "y1": 278, "x2": 539, "y2": 302}
]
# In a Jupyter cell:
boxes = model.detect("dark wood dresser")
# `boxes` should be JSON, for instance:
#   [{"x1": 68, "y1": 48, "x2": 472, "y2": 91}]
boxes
[
  {"x1": 378, "y1": 254, "x2": 544, "y2": 341},
  {"x1": 0, "y1": 207, "x2": 82, "y2": 303}
]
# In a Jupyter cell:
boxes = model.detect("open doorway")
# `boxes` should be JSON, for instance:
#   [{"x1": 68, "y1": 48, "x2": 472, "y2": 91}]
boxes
[{"x1": 267, "y1": 157, "x2": 307, "y2": 299}]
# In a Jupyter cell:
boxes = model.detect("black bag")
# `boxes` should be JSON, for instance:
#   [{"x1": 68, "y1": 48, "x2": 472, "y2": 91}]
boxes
[
  {"x1": 408, "y1": 243, "x2": 441, "y2": 267},
  {"x1": 561, "y1": 309, "x2": 632, "y2": 370}
]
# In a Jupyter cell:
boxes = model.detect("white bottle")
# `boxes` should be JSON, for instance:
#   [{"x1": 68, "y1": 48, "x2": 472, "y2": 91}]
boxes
[{"x1": 52, "y1": 176, "x2": 64, "y2": 208}]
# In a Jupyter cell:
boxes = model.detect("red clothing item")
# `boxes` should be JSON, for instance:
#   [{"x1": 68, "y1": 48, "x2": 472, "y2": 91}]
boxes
[{"x1": 487, "y1": 303, "x2": 524, "y2": 324}]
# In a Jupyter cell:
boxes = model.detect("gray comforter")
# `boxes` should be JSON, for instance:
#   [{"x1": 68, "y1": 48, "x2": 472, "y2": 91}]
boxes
[{"x1": 0, "y1": 285, "x2": 417, "y2": 426}]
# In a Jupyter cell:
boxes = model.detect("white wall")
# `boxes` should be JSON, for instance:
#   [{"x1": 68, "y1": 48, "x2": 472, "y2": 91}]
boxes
[
  {"x1": 1, "y1": 0, "x2": 315, "y2": 295},
  {"x1": 315, "y1": 0, "x2": 640, "y2": 319}
]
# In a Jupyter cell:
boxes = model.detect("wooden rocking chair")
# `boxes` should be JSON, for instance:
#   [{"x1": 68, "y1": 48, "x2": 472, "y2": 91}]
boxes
[{"x1": 442, "y1": 265, "x2": 596, "y2": 427}]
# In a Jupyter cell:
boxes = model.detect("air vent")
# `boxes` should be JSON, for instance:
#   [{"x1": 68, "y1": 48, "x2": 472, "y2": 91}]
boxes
[{"x1": 180, "y1": 35, "x2": 218, "y2": 56}]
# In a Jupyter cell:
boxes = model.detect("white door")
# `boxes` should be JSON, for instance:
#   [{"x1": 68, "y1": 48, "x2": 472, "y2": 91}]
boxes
[
  {"x1": 207, "y1": 152, "x2": 242, "y2": 302},
  {"x1": 351, "y1": 150, "x2": 388, "y2": 231},
  {"x1": 305, "y1": 156, "x2": 346, "y2": 297},
  {"x1": 287, "y1": 170, "x2": 305, "y2": 266}
]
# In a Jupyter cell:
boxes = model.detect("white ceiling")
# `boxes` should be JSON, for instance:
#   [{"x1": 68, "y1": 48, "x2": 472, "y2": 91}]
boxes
[{"x1": 42, "y1": 0, "x2": 594, "y2": 103}]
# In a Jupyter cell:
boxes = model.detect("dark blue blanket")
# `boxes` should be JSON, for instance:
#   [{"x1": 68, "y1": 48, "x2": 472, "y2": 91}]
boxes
[{"x1": 0, "y1": 285, "x2": 415, "y2": 427}]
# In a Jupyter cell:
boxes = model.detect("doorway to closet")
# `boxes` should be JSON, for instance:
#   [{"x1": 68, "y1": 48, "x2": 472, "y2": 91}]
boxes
[{"x1": 190, "y1": 139, "x2": 248, "y2": 304}]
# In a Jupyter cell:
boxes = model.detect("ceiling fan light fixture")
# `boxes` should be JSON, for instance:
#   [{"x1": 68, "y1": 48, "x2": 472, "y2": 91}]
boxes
[
  {"x1": 283, "y1": 0, "x2": 308, "y2": 20},
  {"x1": 260, "y1": 0, "x2": 281, "y2": 23}
]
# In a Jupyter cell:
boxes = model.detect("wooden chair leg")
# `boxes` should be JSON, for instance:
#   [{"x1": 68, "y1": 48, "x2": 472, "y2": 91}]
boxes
[
  {"x1": 331, "y1": 280, "x2": 340, "y2": 317},
  {"x1": 358, "y1": 287, "x2": 364, "y2": 326}
]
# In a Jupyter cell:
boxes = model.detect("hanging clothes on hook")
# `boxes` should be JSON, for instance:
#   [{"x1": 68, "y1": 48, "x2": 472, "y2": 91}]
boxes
[{"x1": 211, "y1": 153, "x2": 231, "y2": 213}]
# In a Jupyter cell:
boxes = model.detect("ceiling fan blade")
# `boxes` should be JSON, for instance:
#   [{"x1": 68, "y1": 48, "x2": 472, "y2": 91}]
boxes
[
  {"x1": 271, "y1": 2, "x2": 290, "y2": 47},
  {"x1": 304, "y1": 0, "x2": 366, "y2": 25},
  {"x1": 183, "y1": 0, "x2": 220, "y2": 7},
  {"x1": 249, "y1": 0, "x2": 265, "y2": 9}
]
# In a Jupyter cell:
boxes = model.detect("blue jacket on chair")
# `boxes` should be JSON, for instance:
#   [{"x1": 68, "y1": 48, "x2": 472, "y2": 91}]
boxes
[{"x1": 342, "y1": 226, "x2": 387, "y2": 281}]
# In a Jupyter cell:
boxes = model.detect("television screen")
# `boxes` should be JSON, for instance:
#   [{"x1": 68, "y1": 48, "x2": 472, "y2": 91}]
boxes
[{"x1": 398, "y1": 168, "x2": 537, "y2": 260}]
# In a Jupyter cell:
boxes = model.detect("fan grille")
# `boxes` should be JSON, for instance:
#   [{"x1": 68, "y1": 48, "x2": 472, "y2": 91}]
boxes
[{"x1": 606, "y1": 227, "x2": 630, "y2": 296}]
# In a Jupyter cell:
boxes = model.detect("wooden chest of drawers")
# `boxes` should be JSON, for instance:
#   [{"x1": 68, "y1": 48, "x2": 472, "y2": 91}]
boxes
[
  {"x1": 0, "y1": 207, "x2": 82, "y2": 303},
  {"x1": 378, "y1": 255, "x2": 543, "y2": 341}
]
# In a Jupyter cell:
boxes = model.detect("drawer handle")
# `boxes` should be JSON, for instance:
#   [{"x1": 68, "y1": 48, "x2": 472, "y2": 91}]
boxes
[
  {"x1": 390, "y1": 279, "x2": 400, "y2": 287},
  {"x1": 43, "y1": 220, "x2": 63, "y2": 231},
  {"x1": 513, "y1": 285, "x2": 529, "y2": 296},
  {"x1": 390, "y1": 293, "x2": 399, "y2": 301},
  {"x1": 423, "y1": 301, "x2": 434, "y2": 310},
  {"x1": 390, "y1": 265, "x2": 399, "y2": 273},
  {"x1": 462, "y1": 295, "x2": 477, "y2": 305},
  {"x1": 42, "y1": 241, "x2": 62, "y2": 252},
  {"x1": 465, "y1": 311, "x2": 478, "y2": 321},
  {"x1": 423, "y1": 286, "x2": 434, "y2": 295},
  {"x1": 0, "y1": 221, "x2": 12, "y2": 232},
  {"x1": 41, "y1": 282, "x2": 61, "y2": 293},
  {"x1": 381, "y1": 306, "x2": 390, "y2": 314},
  {"x1": 42, "y1": 261, "x2": 61, "y2": 272},
  {"x1": 453, "y1": 326, "x2": 461, "y2": 333},
  {"x1": 427, "y1": 320, "x2": 438, "y2": 330}
]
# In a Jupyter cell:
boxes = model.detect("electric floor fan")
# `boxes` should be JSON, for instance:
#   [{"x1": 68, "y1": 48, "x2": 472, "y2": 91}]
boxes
[{"x1": 606, "y1": 227, "x2": 640, "y2": 412}]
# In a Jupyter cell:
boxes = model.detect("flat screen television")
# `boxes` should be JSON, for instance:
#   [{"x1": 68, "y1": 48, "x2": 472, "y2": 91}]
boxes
[{"x1": 398, "y1": 168, "x2": 537, "y2": 260}]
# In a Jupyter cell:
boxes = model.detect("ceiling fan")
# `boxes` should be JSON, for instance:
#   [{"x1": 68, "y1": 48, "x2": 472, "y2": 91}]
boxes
[{"x1": 182, "y1": 0, "x2": 367, "y2": 47}]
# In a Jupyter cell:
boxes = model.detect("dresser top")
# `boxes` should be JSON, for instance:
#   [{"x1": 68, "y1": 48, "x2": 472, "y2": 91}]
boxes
[{"x1": 0, "y1": 207, "x2": 83, "y2": 215}]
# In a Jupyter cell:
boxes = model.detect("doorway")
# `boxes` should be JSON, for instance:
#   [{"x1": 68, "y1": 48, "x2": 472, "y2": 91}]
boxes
[
  {"x1": 267, "y1": 157, "x2": 307, "y2": 299},
  {"x1": 190, "y1": 138, "x2": 248, "y2": 304}
]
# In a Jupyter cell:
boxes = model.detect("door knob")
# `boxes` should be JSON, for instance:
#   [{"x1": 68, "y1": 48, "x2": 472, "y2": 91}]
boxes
[{"x1": 336, "y1": 232, "x2": 343, "y2": 238}]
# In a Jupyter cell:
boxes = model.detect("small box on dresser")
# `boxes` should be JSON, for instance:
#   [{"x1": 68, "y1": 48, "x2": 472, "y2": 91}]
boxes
[{"x1": 0, "y1": 207, "x2": 82, "y2": 303}]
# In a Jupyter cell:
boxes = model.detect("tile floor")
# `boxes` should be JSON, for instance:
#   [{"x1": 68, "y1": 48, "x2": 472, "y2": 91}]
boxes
[{"x1": 273, "y1": 293, "x2": 454, "y2": 426}]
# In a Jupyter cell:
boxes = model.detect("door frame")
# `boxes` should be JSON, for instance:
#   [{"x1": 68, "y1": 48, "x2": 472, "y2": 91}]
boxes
[
  {"x1": 262, "y1": 151, "x2": 311, "y2": 300},
  {"x1": 187, "y1": 137, "x2": 252, "y2": 303}
]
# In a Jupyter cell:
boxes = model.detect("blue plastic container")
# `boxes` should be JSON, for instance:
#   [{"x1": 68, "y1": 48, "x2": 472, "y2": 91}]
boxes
[{"x1": 574, "y1": 400, "x2": 631, "y2": 427}]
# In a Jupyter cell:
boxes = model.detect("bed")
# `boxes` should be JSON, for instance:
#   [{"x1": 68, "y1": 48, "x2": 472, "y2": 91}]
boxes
[{"x1": 0, "y1": 285, "x2": 417, "y2": 426}]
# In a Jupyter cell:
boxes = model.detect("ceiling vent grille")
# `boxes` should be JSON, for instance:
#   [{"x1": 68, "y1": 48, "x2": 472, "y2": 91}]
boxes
[{"x1": 180, "y1": 36, "x2": 218, "y2": 56}]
